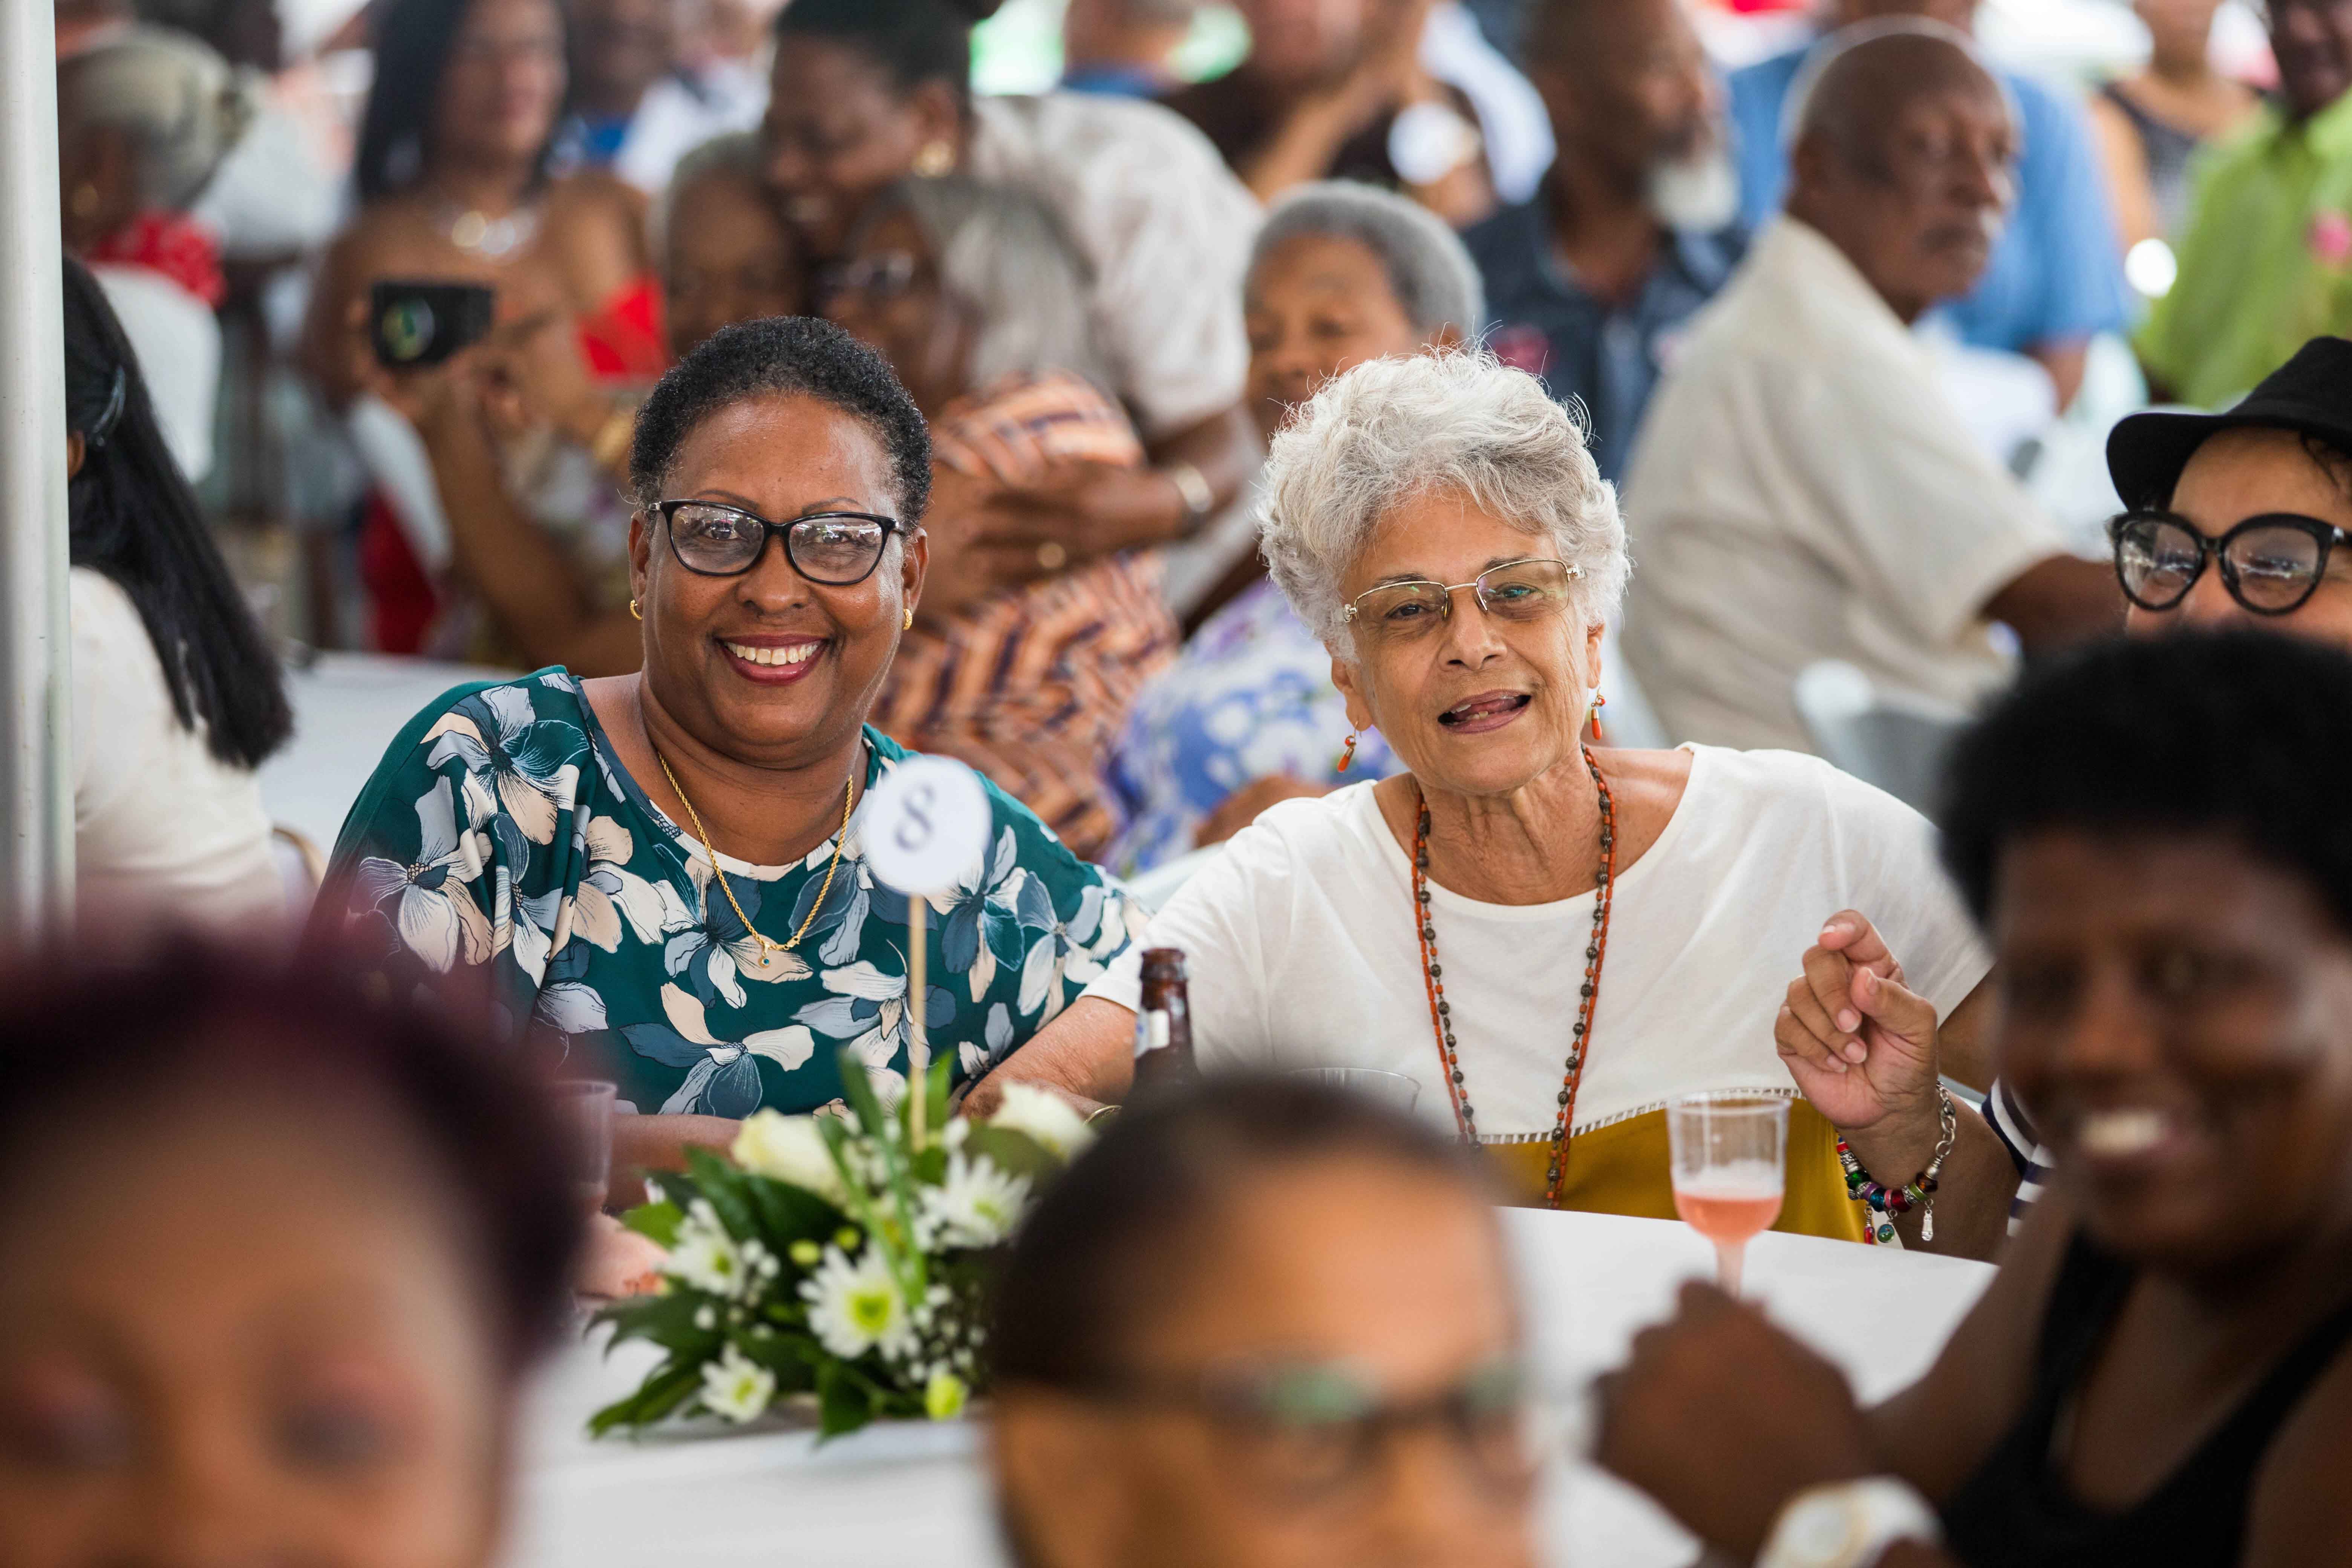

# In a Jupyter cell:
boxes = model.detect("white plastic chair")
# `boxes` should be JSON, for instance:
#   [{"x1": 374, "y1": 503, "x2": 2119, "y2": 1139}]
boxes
[{"x1": 1791, "y1": 662, "x2": 1969, "y2": 815}]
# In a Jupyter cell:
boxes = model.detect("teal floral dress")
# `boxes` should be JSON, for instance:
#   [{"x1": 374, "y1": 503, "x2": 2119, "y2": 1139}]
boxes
[{"x1": 319, "y1": 670, "x2": 1142, "y2": 1116}]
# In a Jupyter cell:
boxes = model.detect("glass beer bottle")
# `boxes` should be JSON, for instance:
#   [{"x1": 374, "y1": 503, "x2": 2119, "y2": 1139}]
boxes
[{"x1": 1130, "y1": 947, "x2": 1196, "y2": 1091}]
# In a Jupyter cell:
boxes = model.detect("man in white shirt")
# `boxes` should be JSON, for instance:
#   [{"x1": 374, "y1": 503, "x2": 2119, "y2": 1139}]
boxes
[{"x1": 1619, "y1": 22, "x2": 2118, "y2": 753}]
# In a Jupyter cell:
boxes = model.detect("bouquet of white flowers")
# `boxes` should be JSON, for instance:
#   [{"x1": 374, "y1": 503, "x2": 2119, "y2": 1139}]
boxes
[{"x1": 590, "y1": 1055, "x2": 1093, "y2": 1439}]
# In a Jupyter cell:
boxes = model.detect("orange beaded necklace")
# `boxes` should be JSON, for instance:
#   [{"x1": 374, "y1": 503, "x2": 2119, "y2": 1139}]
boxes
[{"x1": 1412, "y1": 745, "x2": 1618, "y2": 1209}]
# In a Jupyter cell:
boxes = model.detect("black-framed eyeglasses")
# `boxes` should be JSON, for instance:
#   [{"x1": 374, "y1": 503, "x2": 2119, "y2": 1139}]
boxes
[
  {"x1": 1064, "y1": 1355, "x2": 1552, "y2": 1502},
  {"x1": 2109, "y1": 508, "x2": 2352, "y2": 617},
  {"x1": 651, "y1": 500, "x2": 903, "y2": 584},
  {"x1": 1339, "y1": 556, "x2": 1583, "y2": 645}
]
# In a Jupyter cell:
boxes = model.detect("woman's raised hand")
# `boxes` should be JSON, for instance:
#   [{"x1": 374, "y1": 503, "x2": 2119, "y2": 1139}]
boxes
[{"x1": 1775, "y1": 910, "x2": 1942, "y2": 1136}]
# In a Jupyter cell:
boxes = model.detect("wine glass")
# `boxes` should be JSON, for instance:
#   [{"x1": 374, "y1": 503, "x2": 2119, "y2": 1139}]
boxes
[
  {"x1": 1667, "y1": 1092, "x2": 1788, "y2": 1297},
  {"x1": 553, "y1": 1079, "x2": 617, "y2": 1215}
]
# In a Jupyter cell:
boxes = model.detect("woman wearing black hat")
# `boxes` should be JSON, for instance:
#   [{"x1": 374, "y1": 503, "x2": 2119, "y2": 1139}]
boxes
[{"x1": 1772, "y1": 337, "x2": 2352, "y2": 1262}]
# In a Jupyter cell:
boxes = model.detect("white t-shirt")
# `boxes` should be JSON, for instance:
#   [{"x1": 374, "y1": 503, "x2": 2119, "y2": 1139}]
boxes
[
  {"x1": 72, "y1": 568, "x2": 284, "y2": 931},
  {"x1": 1087, "y1": 746, "x2": 1989, "y2": 1141},
  {"x1": 1620, "y1": 218, "x2": 2072, "y2": 753},
  {"x1": 970, "y1": 93, "x2": 1256, "y2": 441}
]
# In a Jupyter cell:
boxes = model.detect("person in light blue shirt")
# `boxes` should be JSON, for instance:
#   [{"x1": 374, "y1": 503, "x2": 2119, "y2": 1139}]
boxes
[{"x1": 1727, "y1": 6, "x2": 2129, "y2": 407}]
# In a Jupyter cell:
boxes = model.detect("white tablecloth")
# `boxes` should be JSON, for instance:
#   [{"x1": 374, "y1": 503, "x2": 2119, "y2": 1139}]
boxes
[
  {"x1": 259, "y1": 653, "x2": 511, "y2": 854},
  {"x1": 506, "y1": 1209, "x2": 1992, "y2": 1566}
]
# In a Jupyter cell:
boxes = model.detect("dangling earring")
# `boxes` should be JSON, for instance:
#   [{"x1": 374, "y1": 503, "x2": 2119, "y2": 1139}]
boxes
[
  {"x1": 1587, "y1": 690, "x2": 1606, "y2": 744},
  {"x1": 902, "y1": 607, "x2": 914, "y2": 630},
  {"x1": 912, "y1": 139, "x2": 955, "y2": 178},
  {"x1": 1336, "y1": 732, "x2": 1360, "y2": 773},
  {"x1": 629, "y1": 598, "x2": 643, "y2": 621}
]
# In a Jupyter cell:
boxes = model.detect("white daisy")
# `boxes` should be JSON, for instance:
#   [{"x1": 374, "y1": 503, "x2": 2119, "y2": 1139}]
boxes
[
  {"x1": 799, "y1": 1245, "x2": 914, "y2": 1361},
  {"x1": 699, "y1": 1345, "x2": 776, "y2": 1424},
  {"x1": 663, "y1": 1205, "x2": 751, "y2": 1298},
  {"x1": 921, "y1": 1151, "x2": 1032, "y2": 1248}
]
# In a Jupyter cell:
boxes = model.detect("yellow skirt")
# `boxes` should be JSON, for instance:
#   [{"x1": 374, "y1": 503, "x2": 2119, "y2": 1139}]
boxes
[{"x1": 1481, "y1": 1100, "x2": 1869, "y2": 1244}]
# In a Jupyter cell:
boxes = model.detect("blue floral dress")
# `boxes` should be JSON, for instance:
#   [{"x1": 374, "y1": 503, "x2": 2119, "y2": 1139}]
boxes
[
  {"x1": 1103, "y1": 580, "x2": 1402, "y2": 875},
  {"x1": 319, "y1": 670, "x2": 1142, "y2": 1116}
]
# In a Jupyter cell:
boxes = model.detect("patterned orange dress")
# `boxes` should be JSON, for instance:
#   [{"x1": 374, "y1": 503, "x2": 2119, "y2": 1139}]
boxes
[{"x1": 871, "y1": 372, "x2": 1179, "y2": 860}]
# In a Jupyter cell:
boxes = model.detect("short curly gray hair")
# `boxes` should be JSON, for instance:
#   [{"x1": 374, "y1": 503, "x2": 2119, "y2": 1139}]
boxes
[
  {"x1": 1250, "y1": 181, "x2": 1485, "y2": 339},
  {"x1": 1259, "y1": 350, "x2": 1629, "y2": 652}
]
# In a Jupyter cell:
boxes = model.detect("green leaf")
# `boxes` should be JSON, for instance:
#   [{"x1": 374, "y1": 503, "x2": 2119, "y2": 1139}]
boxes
[
  {"x1": 683, "y1": 1147, "x2": 760, "y2": 1239},
  {"x1": 815, "y1": 1359, "x2": 875, "y2": 1440},
  {"x1": 595, "y1": 1288, "x2": 724, "y2": 1357},
  {"x1": 927, "y1": 1050, "x2": 954, "y2": 1138},
  {"x1": 588, "y1": 1360, "x2": 704, "y2": 1436},
  {"x1": 960, "y1": 1124, "x2": 1064, "y2": 1187},
  {"x1": 740, "y1": 1171, "x2": 845, "y2": 1248},
  {"x1": 620, "y1": 1199, "x2": 684, "y2": 1248}
]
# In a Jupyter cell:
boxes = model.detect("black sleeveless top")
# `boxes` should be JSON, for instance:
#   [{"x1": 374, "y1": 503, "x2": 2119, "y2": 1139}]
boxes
[{"x1": 1942, "y1": 1234, "x2": 2352, "y2": 1568}]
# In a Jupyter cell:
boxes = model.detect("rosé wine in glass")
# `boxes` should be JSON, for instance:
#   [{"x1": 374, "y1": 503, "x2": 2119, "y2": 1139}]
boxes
[{"x1": 1667, "y1": 1095, "x2": 1789, "y2": 1297}]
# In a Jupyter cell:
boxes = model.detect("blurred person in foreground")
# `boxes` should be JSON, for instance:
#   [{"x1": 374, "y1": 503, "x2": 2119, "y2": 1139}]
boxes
[
  {"x1": 0, "y1": 941, "x2": 581, "y2": 1566},
  {"x1": 1621, "y1": 23, "x2": 2118, "y2": 756},
  {"x1": 2138, "y1": 0, "x2": 2352, "y2": 407},
  {"x1": 1597, "y1": 631, "x2": 2352, "y2": 1568},
  {"x1": 58, "y1": 26, "x2": 253, "y2": 482},
  {"x1": 377, "y1": 131, "x2": 800, "y2": 675},
  {"x1": 822, "y1": 177, "x2": 1179, "y2": 861},
  {"x1": 551, "y1": 0, "x2": 765, "y2": 194},
  {"x1": 1060, "y1": 0, "x2": 1197, "y2": 97},
  {"x1": 978, "y1": 350, "x2": 1989, "y2": 1237},
  {"x1": 320, "y1": 317, "x2": 1138, "y2": 1180},
  {"x1": 2087, "y1": 0, "x2": 2259, "y2": 251},
  {"x1": 1465, "y1": 0, "x2": 1743, "y2": 485},
  {"x1": 1777, "y1": 335, "x2": 2352, "y2": 1262},
  {"x1": 990, "y1": 1075, "x2": 1539, "y2": 1568},
  {"x1": 61, "y1": 255, "x2": 292, "y2": 934},
  {"x1": 1103, "y1": 181, "x2": 1475, "y2": 874},
  {"x1": 764, "y1": 0, "x2": 1264, "y2": 586},
  {"x1": 1728, "y1": 0, "x2": 2128, "y2": 409}
]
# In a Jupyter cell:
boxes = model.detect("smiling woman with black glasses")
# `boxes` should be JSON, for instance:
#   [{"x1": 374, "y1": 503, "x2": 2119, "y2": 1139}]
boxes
[{"x1": 317, "y1": 316, "x2": 1141, "y2": 1188}]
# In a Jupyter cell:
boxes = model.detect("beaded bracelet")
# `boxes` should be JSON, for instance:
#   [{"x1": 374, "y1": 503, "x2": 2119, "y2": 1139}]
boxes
[{"x1": 1836, "y1": 1086, "x2": 1959, "y2": 1245}]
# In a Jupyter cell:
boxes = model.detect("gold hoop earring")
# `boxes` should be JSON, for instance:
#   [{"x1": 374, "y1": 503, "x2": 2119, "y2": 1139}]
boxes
[
  {"x1": 902, "y1": 607, "x2": 914, "y2": 630},
  {"x1": 629, "y1": 598, "x2": 643, "y2": 621},
  {"x1": 912, "y1": 139, "x2": 955, "y2": 178}
]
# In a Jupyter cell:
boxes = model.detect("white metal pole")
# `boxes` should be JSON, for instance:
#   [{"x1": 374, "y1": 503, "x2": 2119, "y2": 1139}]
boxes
[{"x1": 0, "y1": 0, "x2": 74, "y2": 937}]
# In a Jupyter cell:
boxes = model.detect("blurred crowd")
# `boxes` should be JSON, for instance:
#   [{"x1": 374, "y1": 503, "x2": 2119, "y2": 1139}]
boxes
[
  {"x1": 30, "y1": 1, "x2": 2352, "y2": 1564},
  {"x1": 55, "y1": 0, "x2": 2316, "y2": 918}
]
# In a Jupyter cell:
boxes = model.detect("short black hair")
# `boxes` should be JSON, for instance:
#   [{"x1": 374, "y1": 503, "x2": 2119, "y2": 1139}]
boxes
[
  {"x1": 63, "y1": 256, "x2": 292, "y2": 770},
  {"x1": 628, "y1": 315, "x2": 932, "y2": 521},
  {"x1": 0, "y1": 941, "x2": 583, "y2": 1376},
  {"x1": 989, "y1": 1076, "x2": 1494, "y2": 1389},
  {"x1": 355, "y1": 0, "x2": 571, "y2": 201},
  {"x1": 1940, "y1": 630, "x2": 2352, "y2": 937},
  {"x1": 772, "y1": 0, "x2": 992, "y2": 100}
]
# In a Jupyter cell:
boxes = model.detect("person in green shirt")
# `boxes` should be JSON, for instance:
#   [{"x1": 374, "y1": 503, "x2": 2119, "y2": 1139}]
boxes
[
  {"x1": 2139, "y1": 0, "x2": 2352, "y2": 407},
  {"x1": 316, "y1": 316, "x2": 1141, "y2": 1194}
]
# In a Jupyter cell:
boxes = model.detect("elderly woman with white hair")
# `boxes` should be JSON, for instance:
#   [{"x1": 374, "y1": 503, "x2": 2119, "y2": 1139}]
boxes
[
  {"x1": 824, "y1": 175, "x2": 1179, "y2": 860},
  {"x1": 983, "y1": 351, "x2": 1992, "y2": 1234}
]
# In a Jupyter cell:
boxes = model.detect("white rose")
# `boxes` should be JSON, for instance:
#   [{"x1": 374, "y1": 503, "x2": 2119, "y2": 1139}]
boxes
[
  {"x1": 732, "y1": 1110, "x2": 848, "y2": 1204},
  {"x1": 986, "y1": 1083, "x2": 1095, "y2": 1160}
]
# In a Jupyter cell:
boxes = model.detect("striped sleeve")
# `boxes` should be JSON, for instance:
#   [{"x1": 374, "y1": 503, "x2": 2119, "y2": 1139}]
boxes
[{"x1": 1984, "y1": 1076, "x2": 2053, "y2": 1236}]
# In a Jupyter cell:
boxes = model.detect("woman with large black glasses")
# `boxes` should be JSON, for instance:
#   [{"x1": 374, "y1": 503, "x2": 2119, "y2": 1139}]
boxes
[
  {"x1": 317, "y1": 317, "x2": 1141, "y2": 1195},
  {"x1": 1769, "y1": 335, "x2": 2352, "y2": 1265}
]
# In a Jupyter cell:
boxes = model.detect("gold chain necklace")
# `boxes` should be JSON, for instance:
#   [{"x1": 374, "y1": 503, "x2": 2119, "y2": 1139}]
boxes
[{"x1": 653, "y1": 749, "x2": 855, "y2": 959}]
